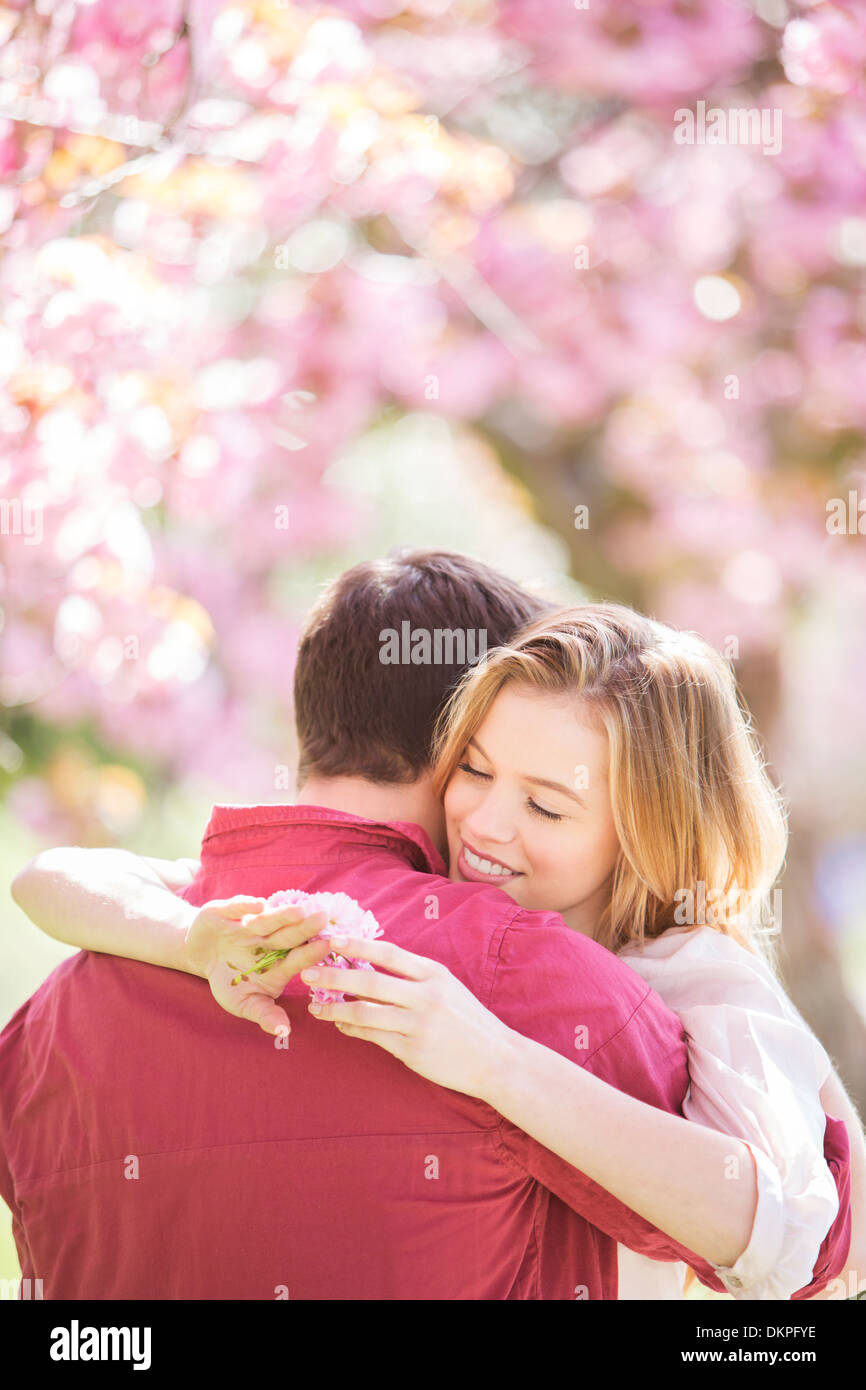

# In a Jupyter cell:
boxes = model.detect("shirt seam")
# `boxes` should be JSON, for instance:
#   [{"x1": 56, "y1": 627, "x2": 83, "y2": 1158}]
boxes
[
  {"x1": 581, "y1": 986, "x2": 659, "y2": 1068},
  {"x1": 477, "y1": 903, "x2": 522, "y2": 1011},
  {"x1": 14, "y1": 1128, "x2": 494, "y2": 1190},
  {"x1": 529, "y1": 1179, "x2": 544, "y2": 1299}
]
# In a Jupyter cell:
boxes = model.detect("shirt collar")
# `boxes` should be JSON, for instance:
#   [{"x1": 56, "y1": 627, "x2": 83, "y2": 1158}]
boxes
[{"x1": 200, "y1": 802, "x2": 448, "y2": 877}]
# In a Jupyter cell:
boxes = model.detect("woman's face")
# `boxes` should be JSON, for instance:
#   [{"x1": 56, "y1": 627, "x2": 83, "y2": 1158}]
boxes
[{"x1": 443, "y1": 684, "x2": 621, "y2": 937}]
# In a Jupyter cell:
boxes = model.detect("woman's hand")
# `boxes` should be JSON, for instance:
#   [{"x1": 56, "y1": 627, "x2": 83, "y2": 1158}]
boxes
[
  {"x1": 185, "y1": 896, "x2": 333, "y2": 1035},
  {"x1": 299, "y1": 935, "x2": 514, "y2": 1100}
]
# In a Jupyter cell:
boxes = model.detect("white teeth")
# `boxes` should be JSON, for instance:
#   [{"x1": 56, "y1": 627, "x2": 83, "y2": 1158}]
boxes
[{"x1": 464, "y1": 846, "x2": 510, "y2": 876}]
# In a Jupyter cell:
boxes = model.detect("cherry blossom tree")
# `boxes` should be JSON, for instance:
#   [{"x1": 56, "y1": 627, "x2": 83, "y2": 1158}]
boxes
[{"x1": 1, "y1": 0, "x2": 864, "y2": 1096}]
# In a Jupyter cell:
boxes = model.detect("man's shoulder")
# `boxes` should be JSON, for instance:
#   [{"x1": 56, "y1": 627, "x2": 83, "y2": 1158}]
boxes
[
  {"x1": 491, "y1": 905, "x2": 669, "y2": 1012},
  {"x1": 0, "y1": 949, "x2": 207, "y2": 1061},
  {"x1": 396, "y1": 873, "x2": 640, "y2": 973},
  {"x1": 0, "y1": 950, "x2": 86, "y2": 1032},
  {"x1": 379, "y1": 875, "x2": 665, "y2": 1020},
  {"x1": 387, "y1": 882, "x2": 684, "y2": 1084}
]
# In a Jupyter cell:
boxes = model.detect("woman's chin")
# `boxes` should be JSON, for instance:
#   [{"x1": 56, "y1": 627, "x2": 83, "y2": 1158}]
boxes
[{"x1": 495, "y1": 879, "x2": 524, "y2": 904}]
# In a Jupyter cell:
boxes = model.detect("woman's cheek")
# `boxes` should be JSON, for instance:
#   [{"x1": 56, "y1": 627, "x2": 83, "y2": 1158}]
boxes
[
  {"x1": 443, "y1": 780, "x2": 469, "y2": 828},
  {"x1": 529, "y1": 833, "x2": 596, "y2": 909},
  {"x1": 443, "y1": 779, "x2": 477, "y2": 853}
]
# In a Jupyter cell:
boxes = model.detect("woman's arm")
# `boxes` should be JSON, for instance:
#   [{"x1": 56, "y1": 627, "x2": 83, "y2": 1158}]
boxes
[
  {"x1": 10, "y1": 846, "x2": 332, "y2": 1031},
  {"x1": 298, "y1": 935, "x2": 758, "y2": 1270},
  {"x1": 11, "y1": 847, "x2": 202, "y2": 970},
  {"x1": 484, "y1": 1015, "x2": 760, "y2": 1269}
]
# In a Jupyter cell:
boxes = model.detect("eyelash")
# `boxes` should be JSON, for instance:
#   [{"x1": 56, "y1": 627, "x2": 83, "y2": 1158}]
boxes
[{"x1": 457, "y1": 762, "x2": 564, "y2": 823}]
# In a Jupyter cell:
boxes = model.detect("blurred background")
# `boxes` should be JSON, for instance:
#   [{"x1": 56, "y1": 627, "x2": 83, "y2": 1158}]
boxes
[{"x1": 1, "y1": 0, "x2": 865, "y2": 1291}]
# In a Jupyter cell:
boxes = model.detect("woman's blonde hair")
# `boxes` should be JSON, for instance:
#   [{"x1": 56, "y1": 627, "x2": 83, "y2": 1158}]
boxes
[{"x1": 432, "y1": 603, "x2": 787, "y2": 965}]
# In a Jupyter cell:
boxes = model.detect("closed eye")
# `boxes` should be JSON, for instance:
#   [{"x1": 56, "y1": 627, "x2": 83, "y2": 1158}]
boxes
[{"x1": 459, "y1": 762, "x2": 563, "y2": 822}]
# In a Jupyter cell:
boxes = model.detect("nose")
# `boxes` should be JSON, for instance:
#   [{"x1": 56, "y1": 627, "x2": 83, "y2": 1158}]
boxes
[{"x1": 462, "y1": 786, "x2": 518, "y2": 850}]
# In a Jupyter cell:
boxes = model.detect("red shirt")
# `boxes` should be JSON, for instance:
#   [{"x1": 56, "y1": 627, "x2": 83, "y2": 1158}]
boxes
[{"x1": 0, "y1": 804, "x2": 851, "y2": 1299}]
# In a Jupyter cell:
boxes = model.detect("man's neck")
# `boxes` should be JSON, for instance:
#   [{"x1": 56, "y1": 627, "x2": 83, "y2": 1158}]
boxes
[{"x1": 297, "y1": 772, "x2": 448, "y2": 862}]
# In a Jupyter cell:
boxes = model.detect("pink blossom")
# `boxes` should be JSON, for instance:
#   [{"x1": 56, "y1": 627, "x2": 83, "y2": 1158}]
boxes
[
  {"x1": 781, "y1": 8, "x2": 866, "y2": 98},
  {"x1": 498, "y1": 0, "x2": 765, "y2": 104},
  {"x1": 70, "y1": 0, "x2": 185, "y2": 53},
  {"x1": 261, "y1": 890, "x2": 384, "y2": 1004}
]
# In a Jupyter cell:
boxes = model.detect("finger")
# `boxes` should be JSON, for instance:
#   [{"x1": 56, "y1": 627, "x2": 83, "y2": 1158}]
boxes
[
  {"x1": 247, "y1": 909, "x2": 330, "y2": 945},
  {"x1": 210, "y1": 897, "x2": 267, "y2": 919},
  {"x1": 234, "y1": 992, "x2": 291, "y2": 1037},
  {"x1": 326, "y1": 936, "x2": 436, "y2": 980},
  {"x1": 239, "y1": 904, "x2": 306, "y2": 930},
  {"x1": 300, "y1": 963, "x2": 419, "y2": 1006},
  {"x1": 333, "y1": 1021, "x2": 409, "y2": 1059},
  {"x1": 309, "y1": 998, "x2": 410, "y2": 1032}
]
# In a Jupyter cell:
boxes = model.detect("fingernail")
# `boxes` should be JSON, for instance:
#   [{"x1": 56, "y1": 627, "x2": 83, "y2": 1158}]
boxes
[
  {"x1": 330, "y1": 935, "x2": 348, "y2": 948},
  {"x1": 309, "y1": 1000, "x2": 322, "y2": 1014},
  {"x1": 301, "y1": 969, "x2": 319, "y2": 982}
]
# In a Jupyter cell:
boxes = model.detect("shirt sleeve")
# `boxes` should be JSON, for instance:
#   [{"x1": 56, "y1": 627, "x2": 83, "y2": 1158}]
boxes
[
  {"x1": 791, "y1": 1114, "x2": 852, "y2": 1300},
  {"x1": 675, "y1": 1006, "x2": 849, "y2": 1299},
  {"x1": 715, "y1": 1120, "x2": 852, "y2": 1300},
  {"x1": 620, "y1": 935, "x2": 852, "y2": 1299}
]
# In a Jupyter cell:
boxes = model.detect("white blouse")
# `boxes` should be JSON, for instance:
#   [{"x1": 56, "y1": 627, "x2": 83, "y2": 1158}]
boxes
[{"x1": 614, "y1": 925, "x2": 839, "y2": 1300}]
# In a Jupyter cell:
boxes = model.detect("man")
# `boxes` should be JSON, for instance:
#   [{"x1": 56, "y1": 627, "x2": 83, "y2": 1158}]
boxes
[{"x1": 2, "y1": 550, "x2": 851, "y2": 1298}]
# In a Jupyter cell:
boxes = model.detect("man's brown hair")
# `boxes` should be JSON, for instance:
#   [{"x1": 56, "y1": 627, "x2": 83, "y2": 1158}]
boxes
[{"x1": 294, "y1": 548, "x2": 550, "y2": 785}]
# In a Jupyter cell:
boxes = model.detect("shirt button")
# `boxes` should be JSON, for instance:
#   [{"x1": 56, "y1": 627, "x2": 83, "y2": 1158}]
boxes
[{"x1": 728, "y1": 1275, "x2": 744, "y2": 1289}]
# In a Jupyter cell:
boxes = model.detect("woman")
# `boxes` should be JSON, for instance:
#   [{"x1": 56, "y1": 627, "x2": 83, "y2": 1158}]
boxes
[{"x1": 289, "y1": 604, "x2": 866, "y2": 1299}]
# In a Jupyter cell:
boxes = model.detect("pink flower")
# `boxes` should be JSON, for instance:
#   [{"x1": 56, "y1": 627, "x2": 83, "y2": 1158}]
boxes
[
  {"x1": 254, "y1": 890, "x2": 383, "y2": 1004},
  {"x1": 781, "y1": 9, "x2": 866, "y2": 99}
]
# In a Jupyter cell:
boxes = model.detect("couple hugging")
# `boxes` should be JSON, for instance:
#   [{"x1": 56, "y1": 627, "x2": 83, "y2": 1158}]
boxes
[{"x1": 3, "y1": 549, "x2": 864, "y2": 1300}]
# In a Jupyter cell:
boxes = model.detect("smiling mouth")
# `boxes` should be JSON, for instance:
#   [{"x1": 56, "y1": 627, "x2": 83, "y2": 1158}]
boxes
[{"x1": 460, "y1": 839, "x2": 521, "y2": 879}]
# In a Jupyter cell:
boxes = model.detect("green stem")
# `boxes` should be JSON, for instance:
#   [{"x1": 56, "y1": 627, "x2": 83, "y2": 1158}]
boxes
[{"x1": 230, "y1": 946, "x2": 340, "y2": 988}]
